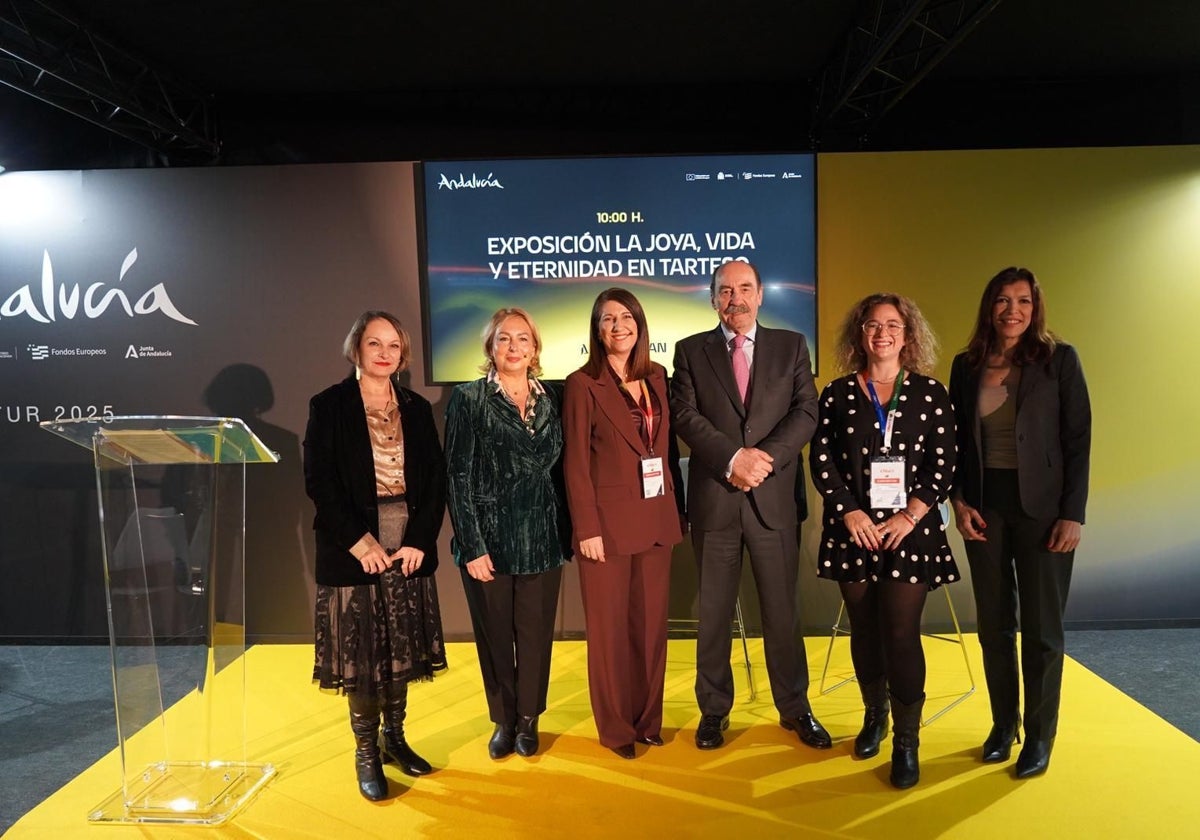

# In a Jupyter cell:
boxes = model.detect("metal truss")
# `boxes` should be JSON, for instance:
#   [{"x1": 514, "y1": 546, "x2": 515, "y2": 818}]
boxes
[
  {"x1": 0, "y1": 0, "x2": 219, "y2": 161},
  {"x1": 814, "y1": 0, "x2": 1004, "y2": 146}
]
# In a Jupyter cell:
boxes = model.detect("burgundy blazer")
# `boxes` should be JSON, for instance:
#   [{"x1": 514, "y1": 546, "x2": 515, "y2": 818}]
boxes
[{"x1": 562, "y1": 362, "x2": 684, "y2": 556}]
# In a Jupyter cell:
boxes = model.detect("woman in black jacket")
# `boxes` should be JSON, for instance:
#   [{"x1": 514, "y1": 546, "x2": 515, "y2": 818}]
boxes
[
  {"x1": 303, "y1": 310, "x2": 447, "y2": 801},
  {"x1": 950, "y1": 268, "x2": 1091, "y2": 780}
]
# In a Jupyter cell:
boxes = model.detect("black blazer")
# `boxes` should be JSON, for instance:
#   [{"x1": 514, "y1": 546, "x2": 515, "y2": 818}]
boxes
[
  {"x1": 671, "y1": 324, "x2": 819, "y2": 531},
  {"x1": 303, "y1": 375, "x2": 446, "y2": 586},
  {"x1": 949, "y1": 344, "x2": 1091, "y2": 523}
]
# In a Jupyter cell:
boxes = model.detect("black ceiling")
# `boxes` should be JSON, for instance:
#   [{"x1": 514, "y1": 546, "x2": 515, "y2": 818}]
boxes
[{"x1": 2, "y1": 0, "x2": 1198, "y2": 171}]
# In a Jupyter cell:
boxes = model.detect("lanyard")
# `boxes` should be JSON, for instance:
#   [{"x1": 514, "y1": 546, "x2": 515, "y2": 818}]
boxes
[
  {"x1": 636, "y1": 380, "x2": 655, "y2": 454},
  {"x1": 865, "y1": 372, "x2": 905, "y2": 452},
  {"x1": 621, "y1": 378, "x2": 656, "y2": 453}
]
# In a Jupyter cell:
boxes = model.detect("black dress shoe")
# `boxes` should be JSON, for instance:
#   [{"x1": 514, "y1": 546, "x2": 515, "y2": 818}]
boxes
[
  {"x1": 780, "y1": 712, "x2": 833, "y2": 750},
  {"x1": 1015, "y1": 739, "x2": 1053, "y2": 778},
  {"x1": 488, "y1": 723, "x2": 516, "y2": 760},
  {"x1": 981, "y1": 723, "x2": 1018, "y2": 764},
  {"x1": 636, "y1": 734, "x2": 664, "y2": 747},
  {"x1": 695, "y1": 714, "x2": 730, "y2": 750},
  {"x1": 380, "y1": 729, "x2": 433, "y2": 776},
  {"x1": 611, "y1": 744, "x2": 636, "y2": 759},
  {"x1": 514, "y1": 715, "x2": 540, "y2": 757}
]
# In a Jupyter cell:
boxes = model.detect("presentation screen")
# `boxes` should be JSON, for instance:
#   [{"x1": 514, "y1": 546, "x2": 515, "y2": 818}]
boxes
[{"x1": 419, "y1": 153, "x2": 816, "y2": 383}]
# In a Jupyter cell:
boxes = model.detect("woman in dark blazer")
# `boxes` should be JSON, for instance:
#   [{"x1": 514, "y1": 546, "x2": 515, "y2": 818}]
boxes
[
  {"x1": 303, "y1": 310, "x2": 447, "y2": 801},
  {"x1": 563, "y1": 288, "x2": 685, "y2": 759},
  {"x1": 949, "y1": 267, "x2": 1091, "y2": 780},
  {"x1": 445, "y1": 307, "x2": 573, "y2": 761}
]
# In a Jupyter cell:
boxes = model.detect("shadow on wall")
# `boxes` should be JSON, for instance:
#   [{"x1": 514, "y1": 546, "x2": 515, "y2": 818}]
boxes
[{"x1": 203, "y1": 364, "x2": 315, "y2": 642}]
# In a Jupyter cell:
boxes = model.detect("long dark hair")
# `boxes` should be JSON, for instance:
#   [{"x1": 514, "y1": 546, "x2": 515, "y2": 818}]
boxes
[
  {"x1": 582, "y1": 287, "x2": 654, "y2": 381},
  {"x1": 965, "y1": 267, "x2": 1057, "y2": 369}
]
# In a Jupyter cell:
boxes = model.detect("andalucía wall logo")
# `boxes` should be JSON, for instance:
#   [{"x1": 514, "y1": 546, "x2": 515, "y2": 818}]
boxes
[
  {"x1": 436, "y1": 172, "x2": 504, "y2": 191},
  {"x1": 0, "y1": 248, "x2": 197, "y2": 325}
]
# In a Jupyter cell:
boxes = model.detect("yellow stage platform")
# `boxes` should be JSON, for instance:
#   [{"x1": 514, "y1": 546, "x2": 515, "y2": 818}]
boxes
[{"x1": 7, "y1": 637, "x2": 1199, "y2": 839}]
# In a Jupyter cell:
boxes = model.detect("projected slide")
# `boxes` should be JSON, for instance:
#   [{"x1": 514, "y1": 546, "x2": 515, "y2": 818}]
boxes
[{"x1": 420, "y1": 154, "x2": 816, "y2": 383}]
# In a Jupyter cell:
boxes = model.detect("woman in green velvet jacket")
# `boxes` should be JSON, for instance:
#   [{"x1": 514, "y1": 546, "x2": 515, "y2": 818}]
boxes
[{"x1": 445, "y1": 306, "x2": 572, "y2": 761}]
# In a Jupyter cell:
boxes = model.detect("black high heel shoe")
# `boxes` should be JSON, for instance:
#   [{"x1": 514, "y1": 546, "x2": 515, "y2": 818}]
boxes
[
  {"x1": 981, "y1": 723, "x2": 1019, "y2": 763},
  {"x1": 1015, "y1": 739, "x2": 1053, "y2": 778}
]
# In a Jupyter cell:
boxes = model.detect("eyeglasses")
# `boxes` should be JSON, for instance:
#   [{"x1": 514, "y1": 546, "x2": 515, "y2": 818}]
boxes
[{"x1": 862, "y1": 321, "x2": 905, "y2": 336}]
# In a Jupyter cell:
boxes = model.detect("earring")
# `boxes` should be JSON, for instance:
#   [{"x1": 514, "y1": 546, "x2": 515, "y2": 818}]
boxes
[{"x1": 355, "y1": 365, "x2": 362, "y2": 380}]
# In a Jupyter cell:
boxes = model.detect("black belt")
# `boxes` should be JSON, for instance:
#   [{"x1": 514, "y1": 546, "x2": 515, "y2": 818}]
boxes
[{"x1": 378, "y1": 493, "x2": 407, "y2": 505}]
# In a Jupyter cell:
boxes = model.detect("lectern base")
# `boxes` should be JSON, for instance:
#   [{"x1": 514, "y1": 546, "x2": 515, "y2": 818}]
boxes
[{"x1": 87, "y1": 761, "x2": 276, "y2": 825}]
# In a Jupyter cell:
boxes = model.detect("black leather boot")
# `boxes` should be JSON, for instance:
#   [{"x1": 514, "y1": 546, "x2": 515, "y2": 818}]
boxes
[
  {"x1": 348, "y1": 692, "x2": 388, "y2": 801},
  {"x1": 1015, "y1": 738, "x2": 1054, "y2": 778},
  {"x1": 489, "y1": 723, "x2": 517, "y2": 759},
  {"x1": 889, "y1": 692, "x2": 924, "y2": 790},
  {"x1": 514, "y1": 715, "x2": 540, "y2": 757},
  {"x1": 380, "y1": 681, "x2": 432, "y2": 776},
  {"x1": 854, "y1": 676, "x2": 890, "y2": 759},
  {"x1": 981, "y1": 721, "x2": 1019, "y2": 763}
]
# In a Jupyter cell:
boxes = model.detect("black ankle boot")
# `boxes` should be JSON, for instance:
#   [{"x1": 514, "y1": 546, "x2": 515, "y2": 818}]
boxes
[
  {"x1": 489, "y1": 723, "x2": 517, "y2": 759},
  {"x1": 515, "y1": 715, "x2": 540, "y2": 757},
  {"x1": 1015, "y1": 738, "x2": 1053, "y2": 778},
  {"x1": 854, "y1": 676, "x2": 889, "y2": 759},
  {"x1": 889, "y1": 692, "x2": 924, "y2": 790},
  {"x1": 981, "y1": 722, "x2": 1019, "y2": 763},
  {"x1": 348, "y1": 692, "x2": 388, "y2": 801},
  {"x1": 380, "y1": 682, "x2": 432, "y2": 776}
]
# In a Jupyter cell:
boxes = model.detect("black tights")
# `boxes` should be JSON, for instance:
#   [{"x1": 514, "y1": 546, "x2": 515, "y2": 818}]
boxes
[{"x1": 839, "y1": 580, "x2": 929, "y2": 705}]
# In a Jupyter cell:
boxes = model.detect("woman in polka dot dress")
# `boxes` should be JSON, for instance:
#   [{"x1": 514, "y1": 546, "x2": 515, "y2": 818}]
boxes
[{"x1": 810, "y1": 292, "x2": 958, "y2": 790}]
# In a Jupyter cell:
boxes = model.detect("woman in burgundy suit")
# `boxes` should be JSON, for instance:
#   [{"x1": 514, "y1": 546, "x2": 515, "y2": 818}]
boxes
[{"x1": 563, "y1": 288, "x2": 685, "y2": 759}]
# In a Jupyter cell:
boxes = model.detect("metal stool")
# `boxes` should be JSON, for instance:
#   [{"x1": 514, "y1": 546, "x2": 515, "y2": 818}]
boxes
[{"x1": 818, "y1": 585, "x2": 975, "y2": 726}]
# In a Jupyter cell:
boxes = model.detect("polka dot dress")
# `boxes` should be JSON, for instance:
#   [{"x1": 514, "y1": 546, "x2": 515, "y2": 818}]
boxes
[{"x1": 810, "y1": 372, "x2": 961, "y2": 589}]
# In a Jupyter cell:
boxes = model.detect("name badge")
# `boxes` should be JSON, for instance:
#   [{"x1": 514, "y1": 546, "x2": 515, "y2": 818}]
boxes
[
  {"x1": 641, "y1": 456, "x2": 665, "y2": 498},
  {"x1": 869, "y1": 456, "x2": 907, "y2": 509}
]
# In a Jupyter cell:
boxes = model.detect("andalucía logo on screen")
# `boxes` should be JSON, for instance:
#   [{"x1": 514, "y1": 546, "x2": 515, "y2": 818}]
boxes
[
  {"x1": 436, "y1": 172, "x2": 505, "y2": 190},
  {"x1": 0, "y1": 248, "x2": 197, "y2": 326}
]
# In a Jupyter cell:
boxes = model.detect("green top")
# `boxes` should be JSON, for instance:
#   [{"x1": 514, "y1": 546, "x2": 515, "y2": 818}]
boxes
[{"x1": 444, "y1": 376, "x2": 572, "y2": 574}]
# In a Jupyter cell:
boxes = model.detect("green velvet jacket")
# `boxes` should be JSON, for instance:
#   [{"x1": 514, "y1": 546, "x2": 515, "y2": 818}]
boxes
[{"x1": 445, "y1": 376, "x2": 573, "y2": 575}]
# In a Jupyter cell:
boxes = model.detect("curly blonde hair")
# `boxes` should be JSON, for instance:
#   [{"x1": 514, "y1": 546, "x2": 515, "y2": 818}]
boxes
[{"x1": 833, "y1": 292, "x2": 939, "y2": 376}]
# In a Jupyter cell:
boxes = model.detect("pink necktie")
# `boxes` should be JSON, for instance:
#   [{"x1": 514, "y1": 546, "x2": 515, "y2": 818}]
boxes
[{"x1": 731, "y1": 334, "x2": 749, "y2": 405}]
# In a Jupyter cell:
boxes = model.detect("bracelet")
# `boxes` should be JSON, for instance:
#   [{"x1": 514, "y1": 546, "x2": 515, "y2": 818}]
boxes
[{"x1": 899, "y1": 509, "x2": 919, "y2": 526}]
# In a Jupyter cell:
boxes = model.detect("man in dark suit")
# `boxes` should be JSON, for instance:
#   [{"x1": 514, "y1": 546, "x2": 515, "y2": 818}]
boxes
[{"x1": 671, "y1": 260, "x2": 830, "y2": 751}]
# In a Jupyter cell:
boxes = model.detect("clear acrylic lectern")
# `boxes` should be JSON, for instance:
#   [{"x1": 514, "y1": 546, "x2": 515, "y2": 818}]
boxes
[{"x1": 41, "y1": 416, "x2": 279, "y2": 825}]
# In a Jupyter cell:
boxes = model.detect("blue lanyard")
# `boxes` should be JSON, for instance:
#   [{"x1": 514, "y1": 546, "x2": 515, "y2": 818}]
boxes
[{"x1": 865, "y1": 372, "x2": 904, "y2": 452}]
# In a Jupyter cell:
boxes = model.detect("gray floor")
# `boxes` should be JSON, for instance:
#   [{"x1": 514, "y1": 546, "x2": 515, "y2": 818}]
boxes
[{"x1": 2, "y1": 630, "x2": 1197, "y2": 834}]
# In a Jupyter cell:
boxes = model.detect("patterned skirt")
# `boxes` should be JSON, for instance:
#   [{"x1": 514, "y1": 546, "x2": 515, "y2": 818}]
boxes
[
  {"x1": 816, "y1": 507, "x2": 961, "y2": 590},
  {"x1": 313, "y1": 497, "x2": 447, "y2": 694}
]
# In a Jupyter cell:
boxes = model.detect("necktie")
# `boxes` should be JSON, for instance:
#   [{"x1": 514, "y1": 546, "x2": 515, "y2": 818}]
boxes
[{"x1": 731, "y1": 334, "x2": 749, "y2": 405}]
